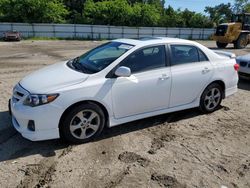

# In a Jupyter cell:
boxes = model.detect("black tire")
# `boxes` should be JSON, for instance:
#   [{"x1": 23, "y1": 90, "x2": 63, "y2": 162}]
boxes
[
  {"x1": 60, "y1": 102, "x2": 106, "y2": 144},
  {"x1": 216, "y1": 41, "x2": 228, "y2": 49},
  {"x1": 199, "y1": 83, "x2": 223, "y2": 113},
  {"x1": 234, "y1": 34, "x2": 248, "y2": 49}
]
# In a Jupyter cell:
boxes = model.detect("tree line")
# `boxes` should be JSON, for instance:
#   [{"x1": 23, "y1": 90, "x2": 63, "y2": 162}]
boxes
[{"x1": 0, "y1": 0, "x2": 249, "y2": 28}]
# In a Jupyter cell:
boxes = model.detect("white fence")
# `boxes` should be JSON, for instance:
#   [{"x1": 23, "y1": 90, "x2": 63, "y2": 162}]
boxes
[{"x1": 0, "y1": 23, "x2": 215, "y2": 40}]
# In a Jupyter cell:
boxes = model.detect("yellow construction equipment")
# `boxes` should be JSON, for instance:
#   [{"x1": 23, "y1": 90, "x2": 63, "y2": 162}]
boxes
[{"x1": 213, "y1": 13, "x2": 250, "y2": 49}]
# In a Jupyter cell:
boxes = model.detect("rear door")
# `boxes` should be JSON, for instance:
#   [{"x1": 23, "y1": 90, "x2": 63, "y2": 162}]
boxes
[{"x1": 169, "y1": 44, "x2": 213, "y2": 107}]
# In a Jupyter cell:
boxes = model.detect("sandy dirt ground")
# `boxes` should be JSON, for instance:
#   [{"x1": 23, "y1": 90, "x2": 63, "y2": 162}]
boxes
[{"x1": 0, "y1": 40, "x2": 250, "y2": 188}]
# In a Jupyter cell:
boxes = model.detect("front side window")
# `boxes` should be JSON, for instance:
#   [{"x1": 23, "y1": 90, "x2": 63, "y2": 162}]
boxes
[
  {"x1": 68, "y1": 42, "x2": 134, "y2": 74},
  {"x1": 232, "y1": 14, "x2": 243, "y2": 22},
  {"x1": 170, "y1": 45, "x2": 208, "y2": 65},
  {"x1": 244, "y1": 16, "x2": 250, "y2": 25},
  {"x1": 120, "y1": 45, "x2": 166, "y2": 74}
]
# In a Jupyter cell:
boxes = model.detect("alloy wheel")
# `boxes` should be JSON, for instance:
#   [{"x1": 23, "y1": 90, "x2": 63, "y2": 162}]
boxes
[
  {"x1": 204, "y1": 88, "x2": 221, "y2": 111},
  {"x1": 69, "y1": 109, "x2": 100, "y2": 139}
]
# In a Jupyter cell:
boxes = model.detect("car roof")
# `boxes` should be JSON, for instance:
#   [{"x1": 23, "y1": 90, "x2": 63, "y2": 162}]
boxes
[
  {"x1": 112, "y1": 37, "x2": 196, "y2": 46},
  {"x1": 113, "y1": 37, "x2": 226, "y2": 61}
]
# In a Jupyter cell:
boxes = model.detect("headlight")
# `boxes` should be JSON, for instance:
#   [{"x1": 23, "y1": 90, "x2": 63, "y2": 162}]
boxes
[{"x1": 23, "y1": 94, "x2": 59, "y2": 107}]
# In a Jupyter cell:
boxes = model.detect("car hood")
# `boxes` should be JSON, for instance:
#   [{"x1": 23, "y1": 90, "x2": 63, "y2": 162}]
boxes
[
  {"x1": 236, "y1": 54, "x2": 250, "y2": 62},
  {"x1": 20, "y1": 61, "x2": 89, "y2": 93}
]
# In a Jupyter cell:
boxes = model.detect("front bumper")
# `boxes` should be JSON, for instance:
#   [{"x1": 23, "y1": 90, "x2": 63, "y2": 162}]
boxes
[
  {"x1": 4, "y1": 36, "x2": 20, "y2": 41},
  {"x1": 225, "y1": 86, "x2": 238, "y2": 98},
  {"x1": 9, "y1": 98, "x2": 63, "y2": 141},
  {"x1": 238, "y1": 67, "x2": 250, "y2": 77},
  {"x1": 239, "y1": 72, "x2": 250, "y2": 78}
]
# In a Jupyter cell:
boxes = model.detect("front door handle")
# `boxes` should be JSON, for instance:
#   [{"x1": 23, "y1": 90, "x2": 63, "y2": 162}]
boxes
[
  {"x1": 202, "y1": 67, "x2": 210, "y2": 74},
  {"x1": 159, "y1": 74, "x2": 170, "y2": 80}
]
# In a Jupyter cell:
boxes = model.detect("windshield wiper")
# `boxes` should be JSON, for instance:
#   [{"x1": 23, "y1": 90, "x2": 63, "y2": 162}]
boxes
[
  {"x1": 74, "y1": 56, "x2": 80, "y2": 63},
  {"x1": 72, "y1": 57, "x2": 95, "y2": 74},
  {"x1": 71, "y1": 57, "x2": 85, "y2": 73}
]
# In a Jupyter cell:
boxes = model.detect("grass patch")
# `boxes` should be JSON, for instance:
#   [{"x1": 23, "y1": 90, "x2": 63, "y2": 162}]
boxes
[
  {"x1": 24, "y1": 36, "x2": 107, "y2": 41},
  {"x1": 25, "y1": 36, "x2": 61, "y2": 40}
]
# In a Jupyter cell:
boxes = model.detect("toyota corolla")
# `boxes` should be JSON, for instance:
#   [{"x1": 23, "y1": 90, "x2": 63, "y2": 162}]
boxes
[{"x1": 9, "y1": 37, "x2": 239, "y2": 143}]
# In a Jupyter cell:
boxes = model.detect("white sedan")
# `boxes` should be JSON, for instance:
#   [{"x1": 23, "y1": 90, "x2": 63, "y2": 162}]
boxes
[{"x1": 9, "y1": 37, "x2": 239, "y2": 143}]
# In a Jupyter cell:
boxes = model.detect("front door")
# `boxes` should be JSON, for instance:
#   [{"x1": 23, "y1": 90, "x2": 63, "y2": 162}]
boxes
[{"x1": 111, "y1": 45, "x2": 172, "y2": 119}]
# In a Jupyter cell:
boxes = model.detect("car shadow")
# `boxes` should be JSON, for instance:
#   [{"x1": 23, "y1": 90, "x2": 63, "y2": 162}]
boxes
[
  {"x1": 0, "y1": 106, "x2": 220, "y2": 162},
  {"x1": 0, "y1": 111, "x2": 70, "y2": 162},
  {"x1": 99, "y1": 108, "x2": 202, "y2": 140},
  {"x1": 238, "y1": 78, "x2": 250, "y2": 91}
]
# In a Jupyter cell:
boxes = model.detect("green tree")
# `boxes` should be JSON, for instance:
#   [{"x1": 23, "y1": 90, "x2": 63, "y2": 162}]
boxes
[
  {"x1": 189, "y1": 13, "x2": 213, "y2": 28},
  {"x1": 181, "y1": 9, "x2": 196, "y2": 27},
  {"x1": 233, "y1": 0, "x2": 249, "y2": 13},
  {"x1": 160, "y1": 6, "x2": 212, "y2": 28},
  {"x1": 83, "y1": 0, "x2": 160, "y2": 26},
  {"x1": 127, "y1": 0, "x2": 143, "y2": 4},
  {"x1": 83, "y1": 0, "x2": 133, "y2": 25},
  {"x1": 136, "y1": 3, "x2": 161, "y2": 26},
  {"x1": 161, "y1": 6, "x2": 185, "y2": 27},
  {"x1": 245, "y1": 3, "x2": 250, "y2": 13},
  {"x1": 0, "y1": 0, "x2": 68, "y2": 23},
  {"x1": 0, "y1": 0, "x2": 219, "y2": 28},
  {"x1": 205, "y1": 3, "x2": 232, "y2": 25},
  {"x1": 64, "y1": 0, "x2": 85, "y2": 23},
  {"x1": 147, "y1": 0, "x2": 164, "y2": 10}
]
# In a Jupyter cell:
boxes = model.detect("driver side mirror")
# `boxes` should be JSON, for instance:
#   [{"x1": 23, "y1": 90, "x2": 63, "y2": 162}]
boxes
[{"x1": 115, "y1": 66, "x2": 131, "y2": 77}]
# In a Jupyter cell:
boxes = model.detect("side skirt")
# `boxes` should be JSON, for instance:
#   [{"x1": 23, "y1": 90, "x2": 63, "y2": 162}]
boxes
[{"x1": 109, "y1": 99, "x2": 200, "y2": 127}]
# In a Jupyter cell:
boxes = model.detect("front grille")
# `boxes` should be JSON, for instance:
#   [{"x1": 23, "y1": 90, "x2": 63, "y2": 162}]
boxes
[
  {"x1": 240, "y1": 61, "x2": 248, "y2": 67},
  {"x1": 239, "y1": 72, "x2": 250, "y2": 77},
  {"x1": 215, "y1": 25, "x2": 228, "y2": 36}
]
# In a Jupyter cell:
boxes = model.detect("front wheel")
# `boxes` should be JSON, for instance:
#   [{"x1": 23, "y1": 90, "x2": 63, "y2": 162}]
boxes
[
  {"x1": 60, "y1": 102, "x2": 106, "y2": 144},
  {"x1": 199, "y1": 83, "x2": 223, "y2": 113},
  {"x1": 234, "y1": 34, "x2": 248, "y2": 49},
  {"x1": 216, "y1": 41, "x2": 228, "y2": 49}
]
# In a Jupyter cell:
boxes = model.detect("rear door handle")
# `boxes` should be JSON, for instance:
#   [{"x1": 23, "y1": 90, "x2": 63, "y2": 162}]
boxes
[
  {"x1": 159, "y1": 74, "x2": 170, "y2": 80},
  {"x1": 202, "y1": 67, "x2": 210, "y2": 74}
]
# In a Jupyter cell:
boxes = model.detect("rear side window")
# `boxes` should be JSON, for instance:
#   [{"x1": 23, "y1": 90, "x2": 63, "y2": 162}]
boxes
[
  {"x1": 120, "y1": 45, "x2": 166, "y2": 73},
  {"x1": 198, "y1": 49, "x2": 209, "y2": 62},
  {"x1": 170, "y1": 45, "x2": 208, "y2": 65}
]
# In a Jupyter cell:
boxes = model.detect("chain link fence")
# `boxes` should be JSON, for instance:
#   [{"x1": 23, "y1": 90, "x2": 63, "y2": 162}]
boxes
[{"x1": 0, "y1": 22, "x2": 215, "y2": 40}]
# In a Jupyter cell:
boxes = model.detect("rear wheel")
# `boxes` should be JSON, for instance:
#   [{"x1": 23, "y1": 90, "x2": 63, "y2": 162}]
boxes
[
  {"x1": 199, "y1": 83, "x2": 223, "y2": 113},
  {"x1": 234, "y1": 34, "x2": 248, "y2": 49},
  {"x1": 60, "y1": 102, "x2": 105, "y2": 144},
  {"x1": 216, "y1": 41, "x2": 228, "y2": 49}
]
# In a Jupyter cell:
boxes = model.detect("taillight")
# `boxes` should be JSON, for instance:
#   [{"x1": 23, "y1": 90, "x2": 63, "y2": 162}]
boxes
[{"x1": 234, "y1": 64, "x2": 240, "y2": 71}]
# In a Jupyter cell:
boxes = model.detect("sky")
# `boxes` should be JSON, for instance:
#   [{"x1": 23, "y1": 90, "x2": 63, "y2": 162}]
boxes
[{"x1": 165, "y1": 0, "x2": 235, "y2": 13}]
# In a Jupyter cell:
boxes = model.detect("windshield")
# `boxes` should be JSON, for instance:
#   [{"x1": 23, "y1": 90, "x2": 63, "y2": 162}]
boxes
[{"x1": 68, "y1": 42, "x2": 134, "y2": 74}]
